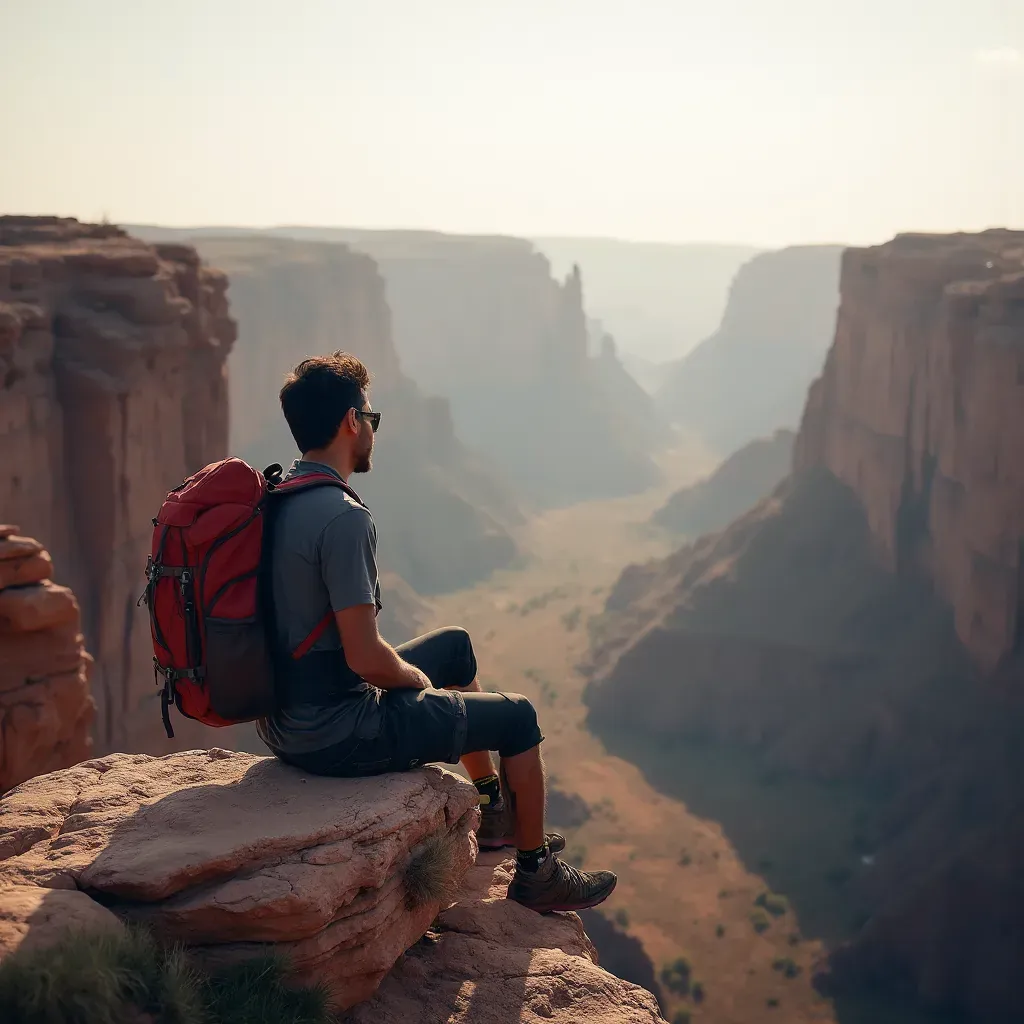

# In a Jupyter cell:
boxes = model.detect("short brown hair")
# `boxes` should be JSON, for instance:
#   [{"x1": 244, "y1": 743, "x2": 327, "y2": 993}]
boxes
[{"x1": 279, "y1": 352, "x2": 372, "y2": 452}]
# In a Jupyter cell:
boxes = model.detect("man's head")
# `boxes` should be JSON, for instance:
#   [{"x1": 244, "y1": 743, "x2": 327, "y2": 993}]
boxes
[{"x1": 280, "y1": 352, "x2": 378, "y2": 474}]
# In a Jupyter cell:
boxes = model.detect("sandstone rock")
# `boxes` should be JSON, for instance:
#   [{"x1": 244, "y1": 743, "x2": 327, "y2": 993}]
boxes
[
  {"x1": 795, "y1": 230, "x2": 1024, "y2": 673},
  {"x1": 0, "y1": 217, "x2": 237, "y2": 755},
  {"x1": 0, "y1": 532, "x2": 93, "y2": 794},
  {"x1": 349, "y1": 851, "x2": 667, "y2": 1024},
  {"x1": 0, "y1": 884, "x2": 122, "y2": 959},
  {"x1": 0, "y1": 749, "x2": 480, "y2": 1008}
]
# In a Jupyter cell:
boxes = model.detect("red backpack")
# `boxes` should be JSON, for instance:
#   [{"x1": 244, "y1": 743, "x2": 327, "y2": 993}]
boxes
[{"x1": 142, "y1": 457, "x2": 363, "y2": 738}]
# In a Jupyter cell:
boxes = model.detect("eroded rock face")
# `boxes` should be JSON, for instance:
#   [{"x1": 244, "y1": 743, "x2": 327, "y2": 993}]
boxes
[
  {"x1": 0, "y1": 526, "x2": 93, "y2": 794},
  {"x1": 350, "y1": 851, "x2": 667, "y2": 1024},
  {"x1": 795, "y1": 231, "x2": 1024, "y2": 674},
  {"x1": 0, "y1": 749, "x2": 480, "y2": 1008},
  {"x1": 0, "y1": 217, "x2": 236, "y2": 754}
]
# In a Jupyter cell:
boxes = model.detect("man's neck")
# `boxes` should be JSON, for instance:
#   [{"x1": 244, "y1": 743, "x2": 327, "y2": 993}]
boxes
[{"x1": 300, "y1": 448, "x2": 352, "y2": 482}]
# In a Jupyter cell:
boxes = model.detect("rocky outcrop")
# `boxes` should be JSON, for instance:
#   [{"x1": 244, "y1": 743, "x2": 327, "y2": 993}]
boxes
[
  {"x1": 0, "y1": 216, "x2": 236, "y2": 755},
  {"x1": 795, "y1": 231, "x2": 1024, "y2": 674},
  {"x1": 350, "y1": 850, "x2": 666, "y2": 1024},
  {"x1": 0, "y1": 751, "x2": 665, "y2": 1021},
  {"x1": 173, "y1": 236, "x2": 522, "y2": 596},
  {"x1": 0, "y1": 749, "x2": 480, "y2": 1008},
  {"x1": 656, "y1": 245, "x2": 844, "y2": 454},
  {"x1": 0, "y1": 526, "x2": 93, "y2": 794},
  {"x1": 653, "y1": 428, "x2": 794, "y2": 537}
]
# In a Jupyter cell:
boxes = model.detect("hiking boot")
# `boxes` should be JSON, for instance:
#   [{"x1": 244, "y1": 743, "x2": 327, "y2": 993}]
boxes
[
  {"x1": 507, "y1": 852, "x2": 617, "y2": 913},
  {"x1": 477, "y1": 796, "x2": 565, "y2": 854}
]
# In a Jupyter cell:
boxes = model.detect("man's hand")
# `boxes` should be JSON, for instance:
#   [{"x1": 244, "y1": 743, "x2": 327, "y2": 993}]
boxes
[{"x1": 334, "y1": 605, "x2": 431, "y2": 690}]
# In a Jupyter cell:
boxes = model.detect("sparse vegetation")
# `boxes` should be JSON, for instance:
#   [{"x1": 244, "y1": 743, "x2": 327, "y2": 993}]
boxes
[
  {"x1": 717, "y1": 889, "x2": 733, "y2": 899},
  {"x1": 715, "y1": 924, "x2": 726, "y2": 938},
  {"x1": 614, "y1": 908, "x2": 630, "y2": 929},
  {"x1": 691, "y1": 981, "x2": 705, "y2": 1003},
  {"x1": 754, "y1": 891, "x2": 789, "y2": 917},
  {"x1": 772, "y1": 957, "x2": 801, "y2": 979},
  {"x1": 767, "y1": 997, "x2": 781, "y2": 1009},
  {"x1": 671, "y1": 1011, "x2": 691, "y2": 1024},
  {"x1": 679, "y1": 850, "x2": 693, "y2": 866},
  {"x1": 659, "y1": 956, "x2": 692, "y2": 996},
  {"x1": 561, "y1": 606, "x2": 582, "y2": 631},
  {"x1": 566, "y1": 845, "x2": 587, "y2": 868},
  {"x1": 0, "y1": 923, "x2": 330, "y2": 1024},
  {"x1": 750, "y1": 909, "x2": 771, "y2": 934},
  {"x1": 405, "y1": 828, "x2": 462, "y2": 908}
]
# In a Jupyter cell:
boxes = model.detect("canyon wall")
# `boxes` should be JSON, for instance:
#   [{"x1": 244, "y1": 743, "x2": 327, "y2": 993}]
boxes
[
  {"x1": 182, "y1": 236, "x2": 522, "y2": 596},
  {"x1": 0, "y1": 216, "x2": 236, "y2": 755},
  {"x1": 656, "y1": 245, "x2": 843, "y2": 454},
  {"x1": 130, "y1": 226, "x2": 663, "y2": 508},
  {"x1": 795, "y1": 230, "x2": 1024, "y2": 675},
  {"x1": 584, "y1": 230, "x2": 1024, "y2": 1022}
]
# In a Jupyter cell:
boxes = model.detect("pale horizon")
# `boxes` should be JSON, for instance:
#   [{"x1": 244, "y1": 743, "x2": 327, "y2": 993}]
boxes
[{"x1": 2, "y1": 0, "x2": 1021, "y2": 249}]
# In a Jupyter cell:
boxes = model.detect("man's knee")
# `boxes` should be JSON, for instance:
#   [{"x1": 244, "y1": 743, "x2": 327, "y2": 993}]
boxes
[
  {"x1": 440, "y1": 626, "x2": 477, "y2": 689},
  {"x1": 499, "y1": 692, "x2": 542, "y2": 757}
]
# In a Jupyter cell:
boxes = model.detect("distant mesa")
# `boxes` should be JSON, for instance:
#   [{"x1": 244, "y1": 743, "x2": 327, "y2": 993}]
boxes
[{"x1": 656, "y1": 245, "x2": 844, "y2": 455}]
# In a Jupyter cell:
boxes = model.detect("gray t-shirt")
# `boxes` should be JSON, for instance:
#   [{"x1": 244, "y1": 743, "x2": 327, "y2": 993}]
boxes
[{"x1": 257, "y1": 459, "x2": 385, "y2": 755}]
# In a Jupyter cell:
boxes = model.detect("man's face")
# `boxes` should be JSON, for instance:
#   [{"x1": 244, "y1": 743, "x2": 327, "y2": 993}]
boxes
[{"x1": 353, "y1": 401, "x2": 375, "y2": 474}]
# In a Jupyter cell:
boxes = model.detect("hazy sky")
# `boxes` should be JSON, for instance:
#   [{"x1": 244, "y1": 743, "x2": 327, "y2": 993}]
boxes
[{"x1": 1, "y1": 0, "x2": 1021, "y2": 246}]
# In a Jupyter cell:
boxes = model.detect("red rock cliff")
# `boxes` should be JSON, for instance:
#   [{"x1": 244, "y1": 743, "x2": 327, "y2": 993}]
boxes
[
  {"x1": 0, "y1": 526, "x2": 94, "y2": 793},
  {"x1": 795, "y1": 230, "x2": 1024, "y2": 674},
  {"x1": 0, "y1": 216, "x2": 236, "y2": 754}
]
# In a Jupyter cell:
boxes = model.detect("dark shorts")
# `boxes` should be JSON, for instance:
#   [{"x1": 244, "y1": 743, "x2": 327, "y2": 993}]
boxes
[{"x1": 280, "y1": 627, "x2": 544, "y2": 778}]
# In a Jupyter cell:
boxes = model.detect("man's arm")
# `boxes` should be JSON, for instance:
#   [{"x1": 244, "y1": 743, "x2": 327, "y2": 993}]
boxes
[
  {"x1": 334, "y1": 605, "x2": 430, "y2": 690},
  {"x1": 319, "y1": 506, "x2": 430, "y2": 691}
]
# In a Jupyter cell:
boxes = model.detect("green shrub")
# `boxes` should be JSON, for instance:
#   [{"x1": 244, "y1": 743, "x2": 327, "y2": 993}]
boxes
[
  {"x1": 750, "y1": 909, "x2": 771, "y2": 934},
  {"x1": 715, "y1": 924, "x2": 726, "y2": 938},
  {"x1": 672, "y1": 1011, "x2": 691, "y2": 1024},
  {"x1": 691, "y1": 980, "x2": 705, "y2": 1003},
  {"x1": 771, "y1": 957, "x2": 801, "y2": 979},
  {"x1": 0, "y1": 923, "x2": 330, "y2": 1024},
  {"x1": 754, "y1": 891, "x2": 789, "y2": 917},
  {"x1": 679, "y1": 851, "x2": 693, "y2": 867},
  {"x1": 614, "y1": 908, "x2": 630, "y2": 929},
  {"x1": 767, "y1": 997, "x2": 780, "y2": 1008},
  {"x1": 659, "y1": 956, "x2": 692, "y2": 996}
]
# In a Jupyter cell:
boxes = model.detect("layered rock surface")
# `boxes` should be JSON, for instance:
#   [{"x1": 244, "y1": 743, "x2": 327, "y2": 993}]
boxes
[
  {"x1": 0, "y1": 526, "x2": 93, "y2": 794},
  {"x1": 796, "y1": 230, "x2": 1024, "y2": 674},
  {"x1": 350, "y1": 850, "x2": 667, "y2": 1024},
  {"x1": 0, "y1": 216, "x2": 236, "y2": 754},
  {"x1": 657, "y1": 245, "x2": 843, "y2": 454},
  {"x1": 0, "y1": 749, "x2": 480, "y2": 1008}
]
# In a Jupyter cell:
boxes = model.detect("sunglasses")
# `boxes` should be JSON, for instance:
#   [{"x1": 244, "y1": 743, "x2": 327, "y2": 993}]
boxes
[{"x1": 355, "y1": 409, "x2": 381, "y2": 432}]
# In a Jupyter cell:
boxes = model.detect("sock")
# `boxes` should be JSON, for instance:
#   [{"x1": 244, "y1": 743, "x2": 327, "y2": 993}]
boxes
[
  {"x1": 473, "y1": 773, "x2": 501, "y2": 808},
  {"x1": 516, "y1": 841, "x2": 549, "y2": 873}
]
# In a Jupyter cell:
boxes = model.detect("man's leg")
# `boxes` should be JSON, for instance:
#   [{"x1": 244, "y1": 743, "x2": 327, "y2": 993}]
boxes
[{"x1": 458, "y1": 689, "x2": 617, "y2": 913}]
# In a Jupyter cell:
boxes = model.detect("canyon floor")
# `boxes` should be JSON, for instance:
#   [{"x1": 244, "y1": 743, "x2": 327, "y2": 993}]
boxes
[{"x1": 427, "y1": 443, "x2": 942, "y2": 1024}]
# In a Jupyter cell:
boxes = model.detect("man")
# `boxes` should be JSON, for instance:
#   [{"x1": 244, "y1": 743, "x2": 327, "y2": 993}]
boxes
[{"x1": 258, "y1": 352, "x2": 617, "y2": 913}]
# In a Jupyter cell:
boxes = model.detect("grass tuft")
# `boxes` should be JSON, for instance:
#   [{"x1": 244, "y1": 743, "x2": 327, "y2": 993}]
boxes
[
  {"x1": 404, "y1": 828, "x2": 462, "y2": 909},
  {"x1": 0, "y1": 923, "x2": 330, "y2": 1024}
]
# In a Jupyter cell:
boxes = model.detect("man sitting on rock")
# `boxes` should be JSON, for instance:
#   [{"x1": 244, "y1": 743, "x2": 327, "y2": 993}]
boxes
[{"x1": 257, "y1": 351, "x2": 617, "y2": 914}]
